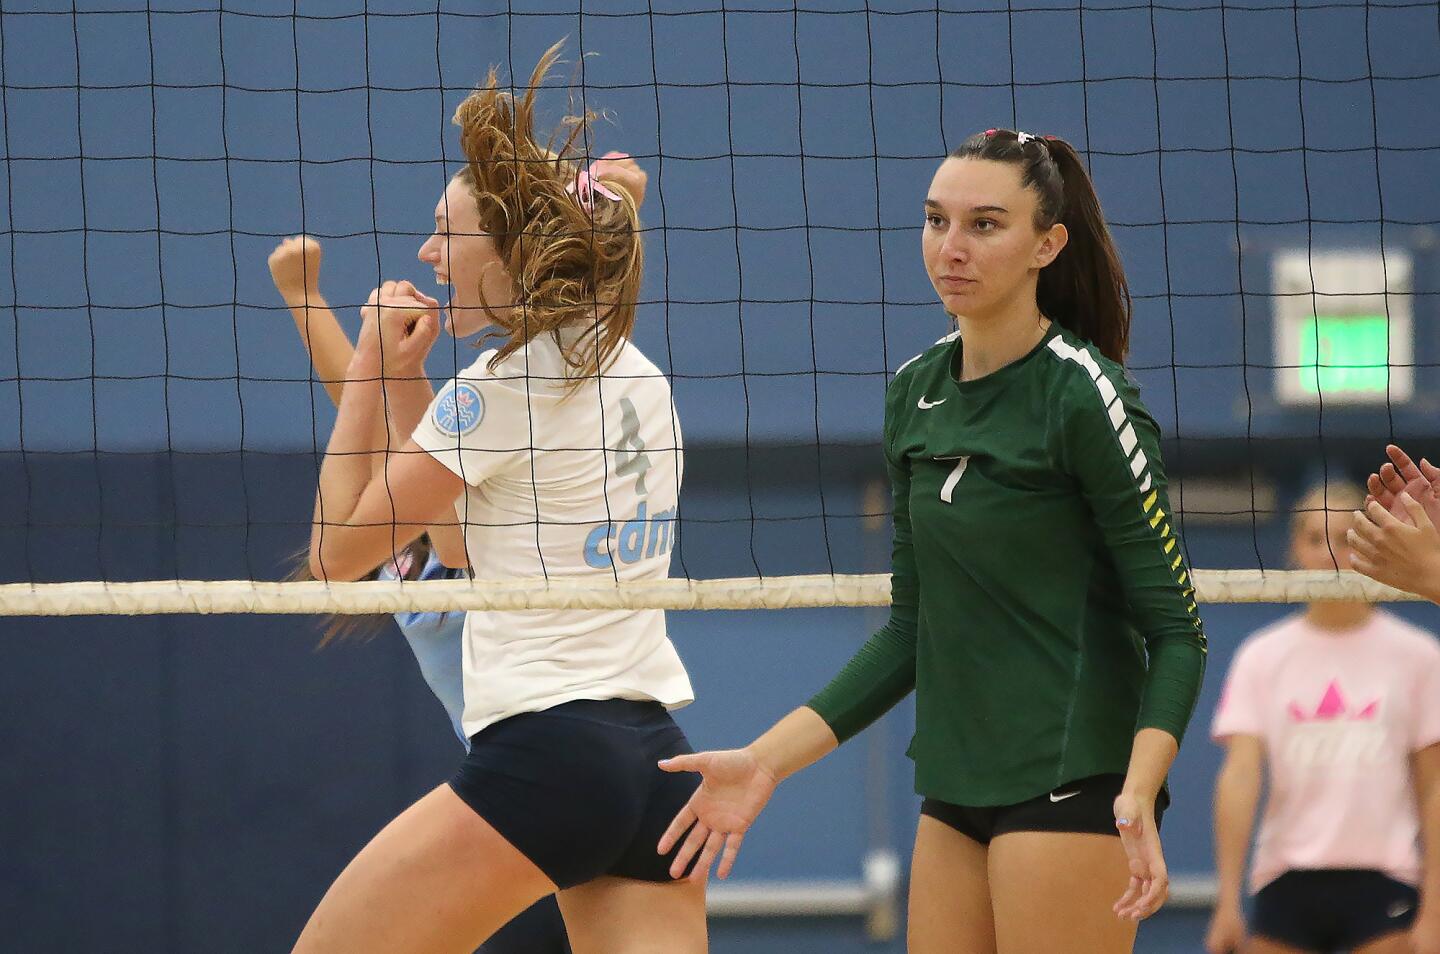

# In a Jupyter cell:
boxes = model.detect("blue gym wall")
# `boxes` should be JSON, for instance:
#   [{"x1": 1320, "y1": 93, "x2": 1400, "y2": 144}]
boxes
[{"x1": 2, "y1": 2, "x2": 1439, "y2": 952}]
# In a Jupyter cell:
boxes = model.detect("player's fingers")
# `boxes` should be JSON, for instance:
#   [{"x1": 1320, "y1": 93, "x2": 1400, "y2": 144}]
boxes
[
  {"x1": 1388, "y1": 444, "x2": 1421, "y2": 480},
  {"x1": 1401, "y1": 492, "x2": 1434, "y2": 530},
  {"x1": 1347, "y1": 527, "x2": 1380, "y2": 559},
  {"x1": 1132, "y1": 854, "x2": 1169, "y2": 918},
  {"x1": 1365, "y1": 498, "x2": 1405, "y2": 529},
  {"x1": 1113, "y1": 874, "x2": 1144, "y2": 916},
  {"x1": 1141, "y1": 881, "x2": 1170, "y2": 918},
  {"x1": 1367, "y1": 473, "x2": 1386, "y2": 500},
  {"x1": 688, "y1": 828, "x2": 725, "y2": 884},
  {"x1": 407, "y1": 311, "x2": 439, "y2": 348},
  {"x1": 658, "y1": 753, "x2": 704, "y2": 774},
  {"x1": 1116, "y1": 865, "x2": 1153, "y2": 919},
  {"x1": 657, "y1": 803, "x2": 697, "y2": 855},
  {"x1": 1349, "y1": 551, "x2": 1379, "y2": 578},
  {"x1": 716, "y1": 830, "x2": 746, "y2": 880},
  {"x1": 1421, "y1": 458, "x2": 1440, "y2": 484},
  {"x1": 670, "y1": 820, "x2": 711, "y2": 880},
  {"x1": 1382, "y1": 443, "x2": 1416, "y2": 481},
  {"x1": 1380, "y1": 462, "x2": 1406, "y2": 496}
]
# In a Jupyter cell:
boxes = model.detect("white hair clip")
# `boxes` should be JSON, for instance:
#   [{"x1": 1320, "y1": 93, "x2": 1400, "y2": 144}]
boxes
[{"x1": 1016, "y1": 131, "x2": 1037, "y2": 145}]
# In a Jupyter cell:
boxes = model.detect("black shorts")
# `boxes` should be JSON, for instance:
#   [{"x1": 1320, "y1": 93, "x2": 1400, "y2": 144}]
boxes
[
  {"x1": 449, "y1": 699, "x2": 698, "y2": 890},
  {"x1": 1252, "y1": 869, "x2": 1418, "y2": 952},
  {"x1": 920, "y1": 774, "x2": 1166, "y2": 845},
  {"x1": 478, "y1": 896, "x2": 571, "y2": 954}
]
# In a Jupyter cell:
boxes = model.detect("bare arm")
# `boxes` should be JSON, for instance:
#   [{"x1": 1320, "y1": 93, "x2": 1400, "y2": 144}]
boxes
[
  {"x1": 1123, "y1": 727, "x2": 1180, "y2": 804},
  {"x1": 309, "y1": 283, "x2": 463, "y2": 581},
  {"x1": 269, "y1": 236, "x2": 356, "y2": 408},
  {"x1": 751, "y1": 707, "x2": 840, "y2": 781},
  {"x1": 1204, "y1": 734, "x2": 1263, "y2": 953},
  {"x1": 273, "y1": 239, "x2": 466, "y2": 568},
  {"x1": 269, "y1": 236, "x2": 390, "y2": 471},
  {"x1": 1108, "y1": 727, "x2": 1181, "y2": 920},
  {"x1": 1414, "y1": 743, "x2": 1440, "y2": 917},
  {"x1": 379, "y1": 366, "x2": 468, "y2": 569},
  {"x1": 1214, "y1": 735, "x2": 1263, "y2": 912}
]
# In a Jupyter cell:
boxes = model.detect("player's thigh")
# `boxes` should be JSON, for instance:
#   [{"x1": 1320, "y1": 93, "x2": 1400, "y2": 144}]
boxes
[
  {"x1": 556, "y1": 874, "x2": 707, "y2": 954},
  {"x1": 292, "y1": 784, "x2": 556, "y2": 954},
  {"x1": 987, "y1": 830, "x2": 1137, "y2": 954},
  {"x1": 908, "y1": 814, "x2": 996, "y2": 954},
  {"x1": 1243, "y1": 938, "x2": 1313, "y2": 954},
  {"x1": 1352, "y1": 931, "x2": 1413, "y2": 954}
]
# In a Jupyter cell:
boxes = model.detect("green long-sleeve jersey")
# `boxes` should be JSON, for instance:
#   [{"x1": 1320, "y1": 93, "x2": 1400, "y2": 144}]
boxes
[{"x1": 809, "y1": 323, "x2": 1207, "y2": 807}]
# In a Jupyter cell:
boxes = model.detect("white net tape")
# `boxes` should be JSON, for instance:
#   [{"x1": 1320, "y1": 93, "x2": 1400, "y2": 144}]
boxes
[{"x1": 0, "y1": 570, "x2": 1420, "y2": 616}]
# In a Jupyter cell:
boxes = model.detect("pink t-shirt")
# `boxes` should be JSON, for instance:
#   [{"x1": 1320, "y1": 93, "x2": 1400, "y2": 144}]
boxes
[{"x1": 1212, "y1": 609, "x2": 1440, "y2": 894}]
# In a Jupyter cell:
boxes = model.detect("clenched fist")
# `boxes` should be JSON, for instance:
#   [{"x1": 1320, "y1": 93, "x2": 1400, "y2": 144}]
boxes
[{"x1": 268, "y1": 235, "x2": 323, "y2": 301}]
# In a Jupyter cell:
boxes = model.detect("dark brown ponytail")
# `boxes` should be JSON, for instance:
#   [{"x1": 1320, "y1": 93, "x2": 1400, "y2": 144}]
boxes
[
  {"x1": 949, "y1": 129, "x2": 1132, "y2": 363},
  {"x1": 287, "y1": 535, "x2": 436, "y2": 647}
]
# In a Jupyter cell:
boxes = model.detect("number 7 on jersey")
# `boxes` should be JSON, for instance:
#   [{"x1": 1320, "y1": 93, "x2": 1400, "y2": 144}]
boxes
[{"x1": 937, "y1": 455, "x2": 970, "y2": 504}]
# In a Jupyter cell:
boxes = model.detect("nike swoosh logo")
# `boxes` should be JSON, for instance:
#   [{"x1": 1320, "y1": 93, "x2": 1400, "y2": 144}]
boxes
[
  {"x1": 918, "y1": 396, "x2": 946, "y2": 409},
  {"x1": 1388, "y1": 901, "x2": 1413, "y2": 918},
  {"x1": 1049, "y1": 790, "x2": 1080, "y2": 803}
]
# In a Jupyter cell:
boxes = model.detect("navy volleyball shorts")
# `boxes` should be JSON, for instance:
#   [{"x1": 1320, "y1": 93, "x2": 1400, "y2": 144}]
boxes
[
  {"x1": 920, "y1": 773, "x2": 1167, "y2": 845},
  {"x1": 1252, "y1": 869, "x2": 1418, "y2": 952},
  {"x1": 448, "y1": 699, "x2": 699, "y2": 890}
]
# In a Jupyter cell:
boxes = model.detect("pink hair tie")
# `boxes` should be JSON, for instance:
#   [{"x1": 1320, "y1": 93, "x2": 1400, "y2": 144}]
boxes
[{"x1": 566, "y1": 151, "x2": 628, "y2": 213}]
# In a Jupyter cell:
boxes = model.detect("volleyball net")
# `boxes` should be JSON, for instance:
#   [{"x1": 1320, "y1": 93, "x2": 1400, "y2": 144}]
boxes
[{"x1": 1, "y1": 2, "x2": 1436, "y2": 615}]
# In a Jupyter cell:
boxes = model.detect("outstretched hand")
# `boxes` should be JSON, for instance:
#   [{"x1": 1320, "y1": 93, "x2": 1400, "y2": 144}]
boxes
[
  {"x1": 1367, "y1": 443, "x2": 1440, "y2": 528},
  {"x1": 1348, "y1": 493, "x2": 1440, "y2": 602},
  {"x1": 656, "y1": 748, "x2": 779, "y2": 883}
]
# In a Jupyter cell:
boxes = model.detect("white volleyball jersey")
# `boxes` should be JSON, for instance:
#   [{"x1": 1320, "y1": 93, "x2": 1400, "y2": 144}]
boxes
[{"x1": 412, "y1": 329, "x2": 693, "y2": 738}]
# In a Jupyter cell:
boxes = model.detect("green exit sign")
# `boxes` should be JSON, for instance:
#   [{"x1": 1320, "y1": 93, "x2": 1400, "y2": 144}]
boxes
[
  {"x1": 1294, "y1": 315, "x2": 1394, "y2": 398},
  {"x1": 1272, "y1": 250, "x2": 1413, "y2": 407}
]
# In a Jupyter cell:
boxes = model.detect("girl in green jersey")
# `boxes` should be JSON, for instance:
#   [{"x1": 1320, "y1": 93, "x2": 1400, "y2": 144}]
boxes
[{"x1": 658, "y1": 129, "x2": 1208, "y2": 954}]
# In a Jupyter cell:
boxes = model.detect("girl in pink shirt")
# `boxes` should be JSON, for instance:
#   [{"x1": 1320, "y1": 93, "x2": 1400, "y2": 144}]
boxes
[{"x1": 1207, "y1": 482, "x2": 1440, "y2": 954}]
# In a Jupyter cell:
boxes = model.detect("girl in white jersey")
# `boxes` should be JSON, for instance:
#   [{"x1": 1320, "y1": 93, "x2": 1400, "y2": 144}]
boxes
[
  {"x1": 1207, "y1": 482, "x2": 1440, "y2": 954},
  {"x1": 292, "y1": 44, "x2": 704, "y2": 954},
  {"x1": 267, "y1": 236, "x2": 573, "y2": 954}
]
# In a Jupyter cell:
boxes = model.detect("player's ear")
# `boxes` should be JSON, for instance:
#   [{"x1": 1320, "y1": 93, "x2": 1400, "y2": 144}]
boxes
[{"x1": 1035, "y1": 222, "x2": 1068, "y2": 269}]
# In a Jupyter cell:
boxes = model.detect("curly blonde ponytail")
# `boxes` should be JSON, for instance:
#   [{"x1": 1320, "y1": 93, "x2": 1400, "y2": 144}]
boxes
[{"x1": 452, "y1": 41, "x2": 643, "y2": 385}]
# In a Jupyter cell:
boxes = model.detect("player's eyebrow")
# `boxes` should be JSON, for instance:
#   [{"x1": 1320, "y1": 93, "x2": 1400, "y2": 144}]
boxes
[{"x1": 924, "y1": 199, "x2": 1009, "y2": 215}]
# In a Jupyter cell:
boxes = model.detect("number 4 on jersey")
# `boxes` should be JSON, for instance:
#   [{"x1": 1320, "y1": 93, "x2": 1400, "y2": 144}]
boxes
[
  {"x1": 937, "y1": 455, "x2": 969, "y2": 504},
  {"x1": 615, "y1": 397, "x2": 651, "y2": 496}
]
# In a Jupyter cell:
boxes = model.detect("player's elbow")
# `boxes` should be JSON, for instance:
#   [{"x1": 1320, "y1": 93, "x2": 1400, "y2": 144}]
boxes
[{"x1": 308, "y1": 535, "x2": 367, "y2": 582}]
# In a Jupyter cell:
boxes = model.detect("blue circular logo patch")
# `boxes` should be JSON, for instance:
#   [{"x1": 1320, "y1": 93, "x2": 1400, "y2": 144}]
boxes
[{"x1": 433, "y1": 382, "x2": 484, "y2": 437}]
